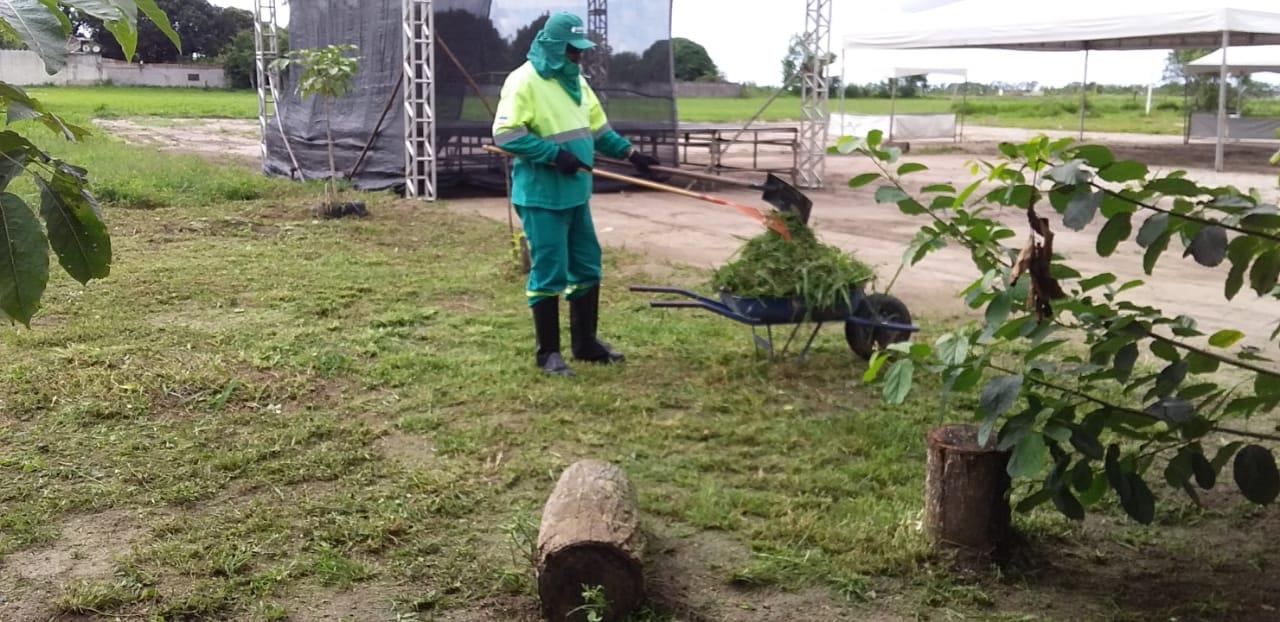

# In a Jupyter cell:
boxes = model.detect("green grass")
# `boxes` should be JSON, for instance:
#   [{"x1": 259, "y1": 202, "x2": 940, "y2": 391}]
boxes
[
  {"x1": 26, "y1": 85, "x2": 260, "y2": 119},
  {"x1": 25, "y1": 86, "x2": 1280, "y2": 136}
]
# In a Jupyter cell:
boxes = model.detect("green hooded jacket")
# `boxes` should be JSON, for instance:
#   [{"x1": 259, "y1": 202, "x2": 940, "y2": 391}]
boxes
[{"x1": 491, "y1": 12, "x2": 633, "y2": 210}]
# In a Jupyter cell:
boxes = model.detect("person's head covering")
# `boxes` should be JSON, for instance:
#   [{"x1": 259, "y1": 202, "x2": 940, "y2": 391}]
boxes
[{"x1": 527, "y1": 12, "x2": 594, "y2": 104}]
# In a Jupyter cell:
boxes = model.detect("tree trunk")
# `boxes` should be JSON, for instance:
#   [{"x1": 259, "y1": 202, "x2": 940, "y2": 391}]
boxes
[
  {"x1": 324, "y1": 100, "x2": 338, "y2": 207},
  {"x1": 537, "y1": 460, "x2": 645, "y2": 622},
  {"x1": 925, "y1": 424, "x2": 1013, "y2": 568}
]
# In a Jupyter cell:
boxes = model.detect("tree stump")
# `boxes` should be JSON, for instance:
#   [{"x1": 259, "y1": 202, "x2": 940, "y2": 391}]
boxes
[
  {"x1": 537, "y1": 460, "x2": 645, "y2": 622},
  {"x1": 925, "y1": 424, "x2": 1012, "y2": 568}
]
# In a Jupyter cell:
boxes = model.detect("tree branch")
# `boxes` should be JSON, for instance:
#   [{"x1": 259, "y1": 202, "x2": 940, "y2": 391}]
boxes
[
  {"x1": 1090, "y1": 183, "x2": 1280, "y2": 245},
  {"x1": 1146, "y1": 332, "x2": 1280, "y2": 380},
  {"x1": 987, "y1": 363, "x2": 1280, "y2": 443}
]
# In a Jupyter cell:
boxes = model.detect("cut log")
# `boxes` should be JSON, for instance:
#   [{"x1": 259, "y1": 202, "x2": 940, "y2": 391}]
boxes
[
  {"x1": 537, "y1": 460, "x2": 645, "y2": 622},
  {"x1": 924, "y1": 424, "x2": 1013, "y2": 568}
]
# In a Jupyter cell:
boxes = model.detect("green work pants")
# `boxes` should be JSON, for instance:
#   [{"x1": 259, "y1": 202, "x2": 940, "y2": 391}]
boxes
[{"x1": 518, "y1": 204, "x2": 602, "y2": 306}]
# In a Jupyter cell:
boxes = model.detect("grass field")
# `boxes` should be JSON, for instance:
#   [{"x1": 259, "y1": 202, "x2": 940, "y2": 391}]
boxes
[
  {"x1": 28, "y1": 86, "x2": 1280, "y2": 136},
  {"x1": 1, "y1": 86, "x2": 1278, "y2": 620}
]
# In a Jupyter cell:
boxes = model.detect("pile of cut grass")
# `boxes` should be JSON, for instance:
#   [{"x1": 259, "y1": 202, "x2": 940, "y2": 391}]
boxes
[{"x1": 710, "y1": 214, "x2": 875, "y2": 311}]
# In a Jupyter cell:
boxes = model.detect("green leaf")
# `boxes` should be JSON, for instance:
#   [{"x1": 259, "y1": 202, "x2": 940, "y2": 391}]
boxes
[
  {"x1": 1184, "y1": 226, "x2": 1227, "y2": 268},
  {"x1": 1046, "y1": 159, "x2": 1089, "y2": 185},
  {"x1": 1079, "y1": 472, "x2": 1109, "y2": 506},
  {"x1": 1136, "y1": 213, "x2": 1169, "y2": 248},
  {"x1": 1225, "y1": 236, "x2": 1260, "y2": 300},
  {"x1": 848, "y1": 173, "x2": 880, "y2": 189},
  {"x1": 1213, "y1": 442, "x2": 1243, "y2": 473},
  {"x1": 874, "y1": 186, "x2": 909, "y2": 204},
  {"x1": 1024, "y1": 339, "x2": 1067, "y2": 362},
  {"x1": 1191, "y1": 451, "x2": 1215, "y2": 489},
  {"x1": 1119, "y1": 473, "x2": 1156, "y2": 524},
  {"x1": 1249, "y1": 248, "x2": 1280, "y2": 296},
  {"x1": 863, "y1": 350, "x2": 888, "y2": 383},
  {"x1": 997, "y1": 411, "x2": 1037, "y2": 451},
  {"x1": 865, "y1": 129, "x2": 883, "y2": 149},
  {"x1": 1069, "y1": 425, "x2": 1105, "y2": 461},
  {"x1": 0, "y1": 192, "x2": 49, "y2": 326},
  {"x1": 1113, "y1": 343, "x2": 1139, "y2": 383},
  {"x1": 883, "y1": 359, "x2": 913, "y2": 406},
  {"x1": 1143, "y1": 229, "x2": 1172, "y2": 275},
  {"x1": 1074, "y1": 145, "x2": 1114, "y2": 169},
  {"x1": 33, "y1": 172, "x2": 111, "y2": 284},
  {"x1": 1071, "y1": 460, "x2": 1094, "y2": 491},
  {"x1": 1098, "y1": 160, "x2": 1149, "y2": 183},
  {"x1": 1150, "y1": 339, "x2": 1179, "y2": 362},
  {"x1": 0, "y1": 0, "x2": 70, "y2": 73},
  {"x1": 1078, "y1": 273, "x2": 1116, "y2": 292},
  {"x1": 922, "y1": 183, "x2": 955, "y2": 194},
  {"x1": 1155, "y1": 361, "x2": 1189, "y2": 398},
  {"x1": 1052, "y1": 485, "x2": 1085, "y2": 520},
  {"x1": 1096, "y1": 213, "x2": 1132, "y2": 257},
  {"x1": 1015, "y1": 488, "x2": 1053, "y2": 513},
  {"x1": 1233, "y1": 445, "x2": 1280, "y2": 505},
  {"x1": 1146, "y1": 399, "x2": 1193, "y2": 427},
  {"x1": 979, "y1": 375, "x2": 1023, "y2": 420},
  {"x1": 1009, "y1": 433, "x2": 1048, "y2": 479},
  {"x1": 136, "y1": 0, "x2": 181, "y2": 52},
  {"x1": 897, "y1": 162, "x2": 928, "y2": 176},
  {"x1": 1145, "y1": 177, "x2": 1201, "y2": 196},
  {"x1": 1186, "y1": 353, "x2": 1220, "y2": 375},
  {"x1": 935, "y1": 333, "x2": 968, "y2": 366},
  {"x1": 1208, "y1": 329, "x2": 1245, "y2": 349},
  {"x1": 1165, "y1": 449, "x2": 1194, "y2": 488},
  {"x1": 985, "y1": 291, "x2": 1012, "y2": 329},
  {"x1": 1063, "y1": 189, "x2": 1102, "y2": 231}
]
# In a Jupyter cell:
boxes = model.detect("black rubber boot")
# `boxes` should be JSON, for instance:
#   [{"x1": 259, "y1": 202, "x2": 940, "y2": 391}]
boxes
[
  {"x1": 532, "y1": 297, "x2": 574, "y2": 377},
  {"x1": 570, "y1": 286, "x2": 625, "y2": 364}
]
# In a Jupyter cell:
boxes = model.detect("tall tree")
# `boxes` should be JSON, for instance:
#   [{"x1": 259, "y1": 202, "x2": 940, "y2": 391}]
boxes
[
  {"x1": 672, "y1": 37, "x2": 719, "y2": 82},
  {"x1": 73, "y1": 0, "x2": 251, "y2": 63}
]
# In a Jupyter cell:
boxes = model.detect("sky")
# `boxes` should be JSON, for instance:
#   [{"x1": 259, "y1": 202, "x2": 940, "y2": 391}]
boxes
[{"x1": 209, "y1": 0, "x2": 1267, "y2": 88}]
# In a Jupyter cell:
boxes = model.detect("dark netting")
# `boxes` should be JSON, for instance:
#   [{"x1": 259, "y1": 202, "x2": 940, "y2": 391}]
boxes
[{"x1": 265, "y1": 0, "x2": 677, "y2": 195}]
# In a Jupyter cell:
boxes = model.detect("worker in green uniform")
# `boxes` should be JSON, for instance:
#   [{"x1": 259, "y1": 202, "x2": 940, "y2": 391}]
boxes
[{"x1": 492, "y1": 12, "x2": 659, "y2": 377}]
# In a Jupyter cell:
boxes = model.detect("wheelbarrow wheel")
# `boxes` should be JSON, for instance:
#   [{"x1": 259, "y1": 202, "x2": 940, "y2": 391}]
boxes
[{"x1": 847, "y1": 294, "x2": 913, "y2": 360}]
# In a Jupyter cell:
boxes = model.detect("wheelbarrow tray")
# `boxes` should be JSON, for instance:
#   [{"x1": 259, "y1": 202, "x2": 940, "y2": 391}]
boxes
[{"x1": 718, "y1": 290, "x2": 857, "y2": 324}]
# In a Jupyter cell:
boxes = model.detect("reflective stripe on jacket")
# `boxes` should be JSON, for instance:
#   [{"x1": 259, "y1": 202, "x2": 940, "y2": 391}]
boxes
[{"x1": 492, "y1": 61, "x2": 633, "y2": 209}]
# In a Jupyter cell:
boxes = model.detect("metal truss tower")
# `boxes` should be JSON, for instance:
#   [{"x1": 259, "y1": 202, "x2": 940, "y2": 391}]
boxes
[
  {"x1": 586, "y1": 0, "x2": 609, "y2": 100},
  {"x1": 403, "y1": 0, "x2": 438, "y2": 200},
  {"x1": 252, "y1": 0, "x2": 279, "y2": 169},
  {"x1": 798, "y1": 0, "x2": 832, "y2": 189}
]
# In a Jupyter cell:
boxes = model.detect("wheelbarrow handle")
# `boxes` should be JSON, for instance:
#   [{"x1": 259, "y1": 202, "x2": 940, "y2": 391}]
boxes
[
  {"x1": 484, "y1": 144, "x2": 792, "y2": 240},
  {"x1": 596, "y1": 156, "x2": 759, "y2": 190}
]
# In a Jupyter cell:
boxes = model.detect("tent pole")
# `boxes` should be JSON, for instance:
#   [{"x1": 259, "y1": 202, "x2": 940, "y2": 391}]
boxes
[
  {"x1": 889, "y1": 76, "x2": 897, "y2": 142},
  {"x1": 1079, "y1": 48, "x2": 1089, "y2": 140},
  {"x1": 959, "y1": 70, "x2": 968, "y2": 142},
  {"x1": 1216, "y1": 30, "x2": 1229, "y2": 172},
  {"x1": 839, "y1": 47, "x2": 847, "y2": 133},
  {"x1": 1182, "y1": 75, "x2": 1190, "y2": 145}
]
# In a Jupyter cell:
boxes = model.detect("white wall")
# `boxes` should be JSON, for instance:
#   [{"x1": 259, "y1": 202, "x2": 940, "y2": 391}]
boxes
[
  {"x1": 102, "y1": 59, "x2": 227, "y2": 88},
  {"x1": 0, "y1": 51, "x2": 226, "y2": 88},
  {"x1": 0, "y1": 50, "x2": 102, "y2": 86}
]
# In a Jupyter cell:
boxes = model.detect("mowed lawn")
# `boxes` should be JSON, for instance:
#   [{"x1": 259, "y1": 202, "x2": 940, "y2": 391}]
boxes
[
  {"x1": 0, "y1": 88, "x2": 1278, "y2": 621},
  {"x1": 29, "y1": 85, "x2": 1280, "y2": 136}
]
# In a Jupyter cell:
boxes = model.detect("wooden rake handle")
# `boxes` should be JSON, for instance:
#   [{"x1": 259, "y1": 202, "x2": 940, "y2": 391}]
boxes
[{"x1": 483, "y1": 145, "x2": 791, "y2": 239}]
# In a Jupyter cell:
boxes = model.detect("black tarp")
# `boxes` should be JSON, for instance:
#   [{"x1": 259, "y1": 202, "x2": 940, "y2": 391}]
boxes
[{"x1": 265, "y1": 0, "x2": 677, "y2": 194}]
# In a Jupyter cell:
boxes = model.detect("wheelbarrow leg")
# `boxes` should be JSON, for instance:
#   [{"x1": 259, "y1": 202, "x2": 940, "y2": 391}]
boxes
[
  {"x1": 779, "y1": 322, "x2": 804, "y2": 358},
  {"x1": 798, "y1": 323, "x2": 824, "y2": 363}
]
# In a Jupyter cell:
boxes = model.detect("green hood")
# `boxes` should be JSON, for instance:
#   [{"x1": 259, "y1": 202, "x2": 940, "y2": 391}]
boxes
[{"x1": 527, "y1": 13, "x2": 592, "y2": 104}]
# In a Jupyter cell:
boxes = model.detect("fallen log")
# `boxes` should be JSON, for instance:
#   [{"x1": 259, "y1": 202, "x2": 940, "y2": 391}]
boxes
[{"x1": 537, "y1": 460, "x2": 645, "y2": 621}]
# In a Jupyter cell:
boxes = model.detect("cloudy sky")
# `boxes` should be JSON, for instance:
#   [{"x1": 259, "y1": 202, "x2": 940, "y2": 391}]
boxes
[{"x1": 208, "y1": 0, "x2": 1259, "y2": 87}]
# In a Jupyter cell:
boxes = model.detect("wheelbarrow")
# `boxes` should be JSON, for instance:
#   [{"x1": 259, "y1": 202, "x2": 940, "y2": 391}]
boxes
[{"x1": 630, "y1": 285, "x2": 918, "y2": 362}]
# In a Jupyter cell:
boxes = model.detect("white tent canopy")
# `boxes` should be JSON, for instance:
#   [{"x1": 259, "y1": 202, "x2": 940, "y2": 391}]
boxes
[
  {"x1": 1188, "y1": 45, "x2": 1280, "y2": 74},
  {"x1": 843, "y1": 0, "x2": 1280, "y2": 171},
  {"x1": 844, "y1": 0, "x2": 1280, "y2": 51}
]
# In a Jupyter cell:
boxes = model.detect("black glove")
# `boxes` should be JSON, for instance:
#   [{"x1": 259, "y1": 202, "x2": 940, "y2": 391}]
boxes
[
  {"x1": 628, "y1": 150, "x2": 660, "y2": 175},
  {"x1": 555, "y1": 149, "x2": 587, "y2": 176}
]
